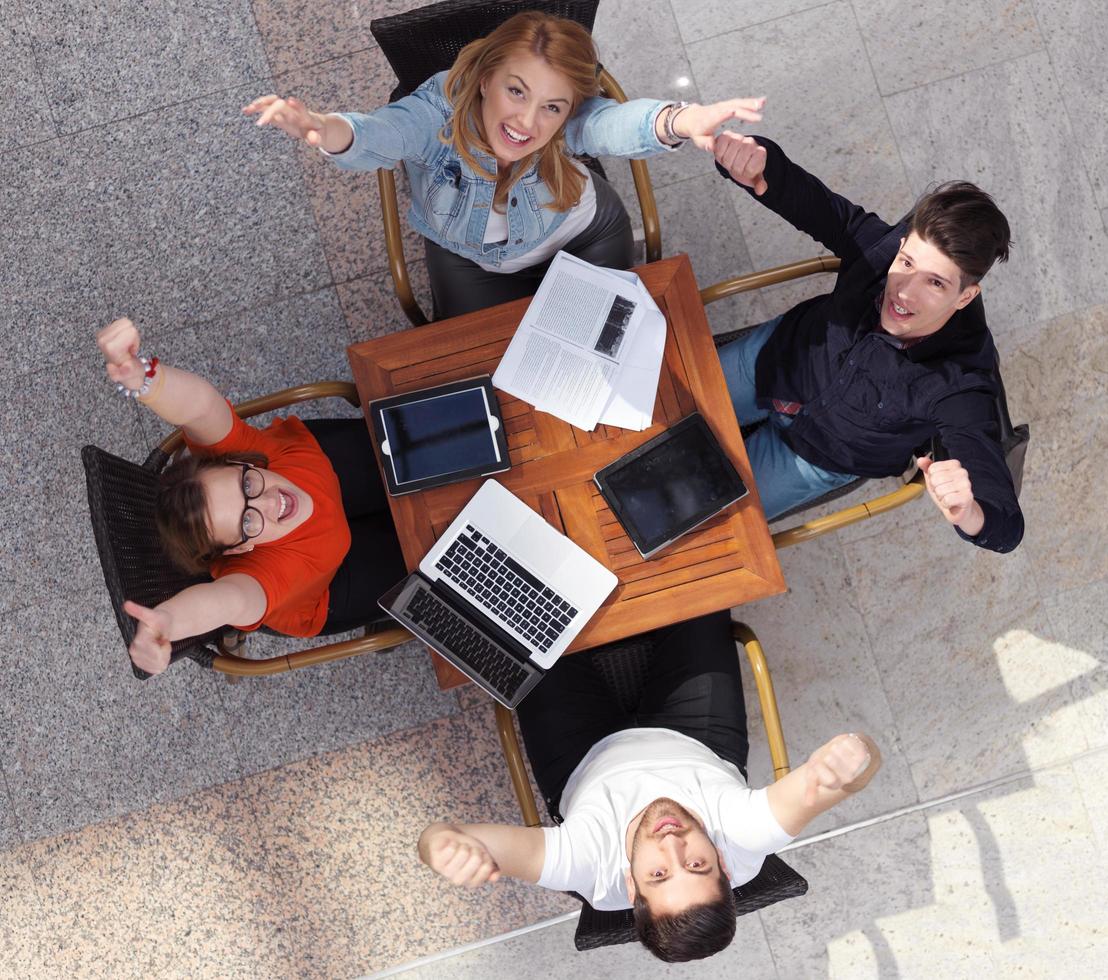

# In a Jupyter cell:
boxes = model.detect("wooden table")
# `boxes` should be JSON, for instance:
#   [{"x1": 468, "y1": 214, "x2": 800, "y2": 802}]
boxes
[{"x1": 348, "y1": 255, "x2": 786, "y2": 690}]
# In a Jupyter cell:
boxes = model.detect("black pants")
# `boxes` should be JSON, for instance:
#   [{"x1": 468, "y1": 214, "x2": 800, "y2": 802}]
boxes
[
  {"x1": 516, "y1": 610, "x2": 749, "y2": 819},
  {"x1": 302, "y1": 419, "x2": 408, "y2": 635},
  {"x1": 424, "y1": 172, "x2": 635, "y2": 320}
]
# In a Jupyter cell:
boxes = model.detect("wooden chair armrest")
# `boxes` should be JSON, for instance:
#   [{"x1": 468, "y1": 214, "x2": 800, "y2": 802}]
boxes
[
  {"x1": 495, "y1": 703, "x2": 542, "y2": 827},
  {"x1": 700, "y1": 256, "x2": 841, "y2": 306},
  {"x1": 770, "y1": 475, "x2": 925, "y2": 550},
  {"x1": 148, "y1": 381, "x2": 362, "y2": 463},
  {"x1": 378, "y1": 168, "x2": 429, "y2": 327},
  {"x1": 598, "y1": 68, "x2": 661, "y2": 263},
  {"x1": 210, "y1": 624, "x2": 412, "y2": 676},
  {"x1": 732, "y1": 622, "x2": 790, "y2": 779}
]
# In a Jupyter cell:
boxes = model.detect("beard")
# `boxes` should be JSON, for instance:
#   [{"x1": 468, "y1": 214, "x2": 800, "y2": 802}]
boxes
[{"x1": 630, "y1": 797, "x2": 704, "y2": 860}]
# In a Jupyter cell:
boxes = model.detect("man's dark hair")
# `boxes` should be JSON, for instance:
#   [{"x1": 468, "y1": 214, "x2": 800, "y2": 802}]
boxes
[
  {"x1": 906, "y1": 181, "x2": 1012, "y2": 289},
  {"x1": 631, "y1": 869, "x2": 737, "y2": 962}
]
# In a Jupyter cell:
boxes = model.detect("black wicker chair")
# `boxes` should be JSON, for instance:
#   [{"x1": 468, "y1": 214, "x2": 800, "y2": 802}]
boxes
[
  {"x1": 493, "y1": 620, "x2": 805, "y2": 951},
  {"x1": 83, "y1": 381, "x2": 412, "y2": 680},
  {"x1": 368, "y1": 0, "x2": 662, "y2": 325}
]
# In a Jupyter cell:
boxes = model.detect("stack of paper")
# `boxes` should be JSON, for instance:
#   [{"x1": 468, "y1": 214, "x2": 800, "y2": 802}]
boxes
[{"x1": 492, "y1": 252, "x2": 667, "y2": 431}]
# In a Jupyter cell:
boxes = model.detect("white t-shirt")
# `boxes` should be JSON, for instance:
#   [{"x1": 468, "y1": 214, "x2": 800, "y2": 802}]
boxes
[
  {"x1": 538, "y1": 728, "x2": 794, "y2": 911},
  {"x1": 478, "y1": 164, "x2": 597, "y2": 273}
]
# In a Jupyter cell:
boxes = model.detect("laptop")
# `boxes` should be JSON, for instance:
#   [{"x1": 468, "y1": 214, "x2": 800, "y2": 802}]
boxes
[{"x1": 379, "y1": 479, "x2": 618, "y2": 708}]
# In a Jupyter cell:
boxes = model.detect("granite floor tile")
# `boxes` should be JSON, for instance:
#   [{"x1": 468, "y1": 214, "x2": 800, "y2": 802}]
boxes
[
  {"x1": 1072, "y1": 747, "x2": 1108, "y2": 857},
  {"x1": 0, "y1": 85, "x2": 331, "y2": 377},
  {"x1": 0, "y1": 849, "x2": 54, "y2": 979},
  {"x1": 24, "y1": 0, "x2": 270, "y2": 132},
  {"x1": 21, "y1": 781, "x2": 299, "y2": 979},
  {"x1": 252, "y1": 0, "x2": 429, "y2": 79},
  {"x1": 648, "y1": 173, "x2": 773, "y2": 335},
  {"x1": 670, "y1": 0, "x2": 833, "y2": 45},
  {"x1": 1042, "y1": 577, "x2": 1108, "y2": 753},
  {"x1": 134, "y1": 287, "x2": 362, "y2": 446},
  {"x1": 1017, "y1": 394, "x2": 1108, "y2": 597},
  {"x1": 0, "y1": 589, "x2": 242, "y2": 842},
  {"x1": 593, "y1": 0, "x2": 721, "y2": 190},
  {"x1": 0, "y1": 773, "x2": 20, "y2": 851},
  {"x1": 0, "y1": 1, "x2": 55, "y2": 151},
  {"x1": 212, "y1": 636, "x2": 460, "y2": 779},
  {"x1": 270, "y1": 47, "x2": 428, "y2": 288},
  {"x1": 1033, "y1": 0, "x2": 1108, "y2": 210},
  {"x1": 736, "y1": 535, "x2": 920, "y2": 834},
  {"x1": 762, "y1": 767, "x2": 1108, "y2": 978},
  {"x1": 339, "y1": 262, "x2": 434, "y2": 340},
  {"x1": 688, "y1": 2, "x2": 915, "y2": 271},
  {"x1": 1000, "y1": 303, "x2": 1108, "y2": 427},
  {"x1": 395, "y1": 910, "x2": 777, "y2": 978},
  {"x1": 239, "y1": 704, "x2": 575, "y2": 977},
  {"x1": 844, "y1": 550, "x2": 1093, "y2": 799},
  {"x1": 886, "y1": 51, "x2": 1108, "y2": 333},
  {"x1": 853, "y1": 0, "x2": 1042, "y2": 95}
]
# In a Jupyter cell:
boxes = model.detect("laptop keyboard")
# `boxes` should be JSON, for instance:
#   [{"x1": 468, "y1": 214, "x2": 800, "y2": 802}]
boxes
[
  {"x1": 434, "y1": 525, "x2": 578, "y2": 654},
  {"x1": 403, "y1": 586, "x2": 531, "y2": 701}
]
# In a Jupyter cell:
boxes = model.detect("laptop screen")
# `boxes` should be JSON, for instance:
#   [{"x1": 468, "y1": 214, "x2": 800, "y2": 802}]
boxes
[{"x1": 380, "y1": 386, "x2": 501, "y2": 486}]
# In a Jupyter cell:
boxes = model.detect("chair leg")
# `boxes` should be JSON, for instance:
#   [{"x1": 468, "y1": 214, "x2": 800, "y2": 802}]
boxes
[{"x1": 494, "y1": 703, "x2": 541, "y2": 827}]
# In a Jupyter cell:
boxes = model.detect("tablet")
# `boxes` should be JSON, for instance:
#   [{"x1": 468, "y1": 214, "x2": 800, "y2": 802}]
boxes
[
  {"x1": 595, "y1": 413, "x2": 748, "y2": 559},
  {"x1": 369, "y1": 376, "x2": 510, "y2": 496}
]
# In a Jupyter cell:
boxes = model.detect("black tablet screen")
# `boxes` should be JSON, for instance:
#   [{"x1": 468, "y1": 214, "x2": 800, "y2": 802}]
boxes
[
  {"x1": 605, "y1": 423, "x2": 744, "y2": 550},
  {"x1": 381, "y1": 387, "x2": 500, "y2": 485}
]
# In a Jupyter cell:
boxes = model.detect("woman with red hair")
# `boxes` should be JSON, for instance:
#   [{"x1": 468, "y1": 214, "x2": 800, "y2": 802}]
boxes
[{"x1": 245, "y1": 11, "x2": 763, "y2": 318}]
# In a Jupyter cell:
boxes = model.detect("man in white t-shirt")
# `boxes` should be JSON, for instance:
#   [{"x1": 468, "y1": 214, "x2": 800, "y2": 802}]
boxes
[{"x1": 418, "y1": 611, "x2": 881, "y2": 962}]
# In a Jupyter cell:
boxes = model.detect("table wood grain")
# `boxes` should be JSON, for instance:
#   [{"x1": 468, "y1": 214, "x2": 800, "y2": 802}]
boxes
[{"x1": 348, "y1": 255, "x2": 786, "y2": 690}]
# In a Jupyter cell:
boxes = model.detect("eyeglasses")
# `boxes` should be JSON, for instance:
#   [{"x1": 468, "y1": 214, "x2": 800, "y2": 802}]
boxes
[{"x1": 229, "y1": 461, "x2": 266, "y2": 546}]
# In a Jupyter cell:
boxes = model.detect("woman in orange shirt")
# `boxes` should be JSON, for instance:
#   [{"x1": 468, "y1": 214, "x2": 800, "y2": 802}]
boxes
[{"x1": 97, "y1": 317, "x2": 406, "y2": 675}]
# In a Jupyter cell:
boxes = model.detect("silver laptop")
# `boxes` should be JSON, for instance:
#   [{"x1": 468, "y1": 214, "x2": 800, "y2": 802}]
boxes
[{"x1": 379, "y1": 479, "x2": 618, "y2": 707}]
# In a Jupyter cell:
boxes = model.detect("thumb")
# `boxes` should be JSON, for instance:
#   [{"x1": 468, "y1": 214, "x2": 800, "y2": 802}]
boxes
[
  {"x1": 754, "y1": 176, "x2": 768, "y2": 197},
  {"x1": 123, "y1": 599, "x2": 162, "y2": 631},
  {"x1": 916, "y1": 455, "x2": 932, "y2": 475},
  {"x1": 693, "y1": 133, "x2": 715, "y2": 153}
]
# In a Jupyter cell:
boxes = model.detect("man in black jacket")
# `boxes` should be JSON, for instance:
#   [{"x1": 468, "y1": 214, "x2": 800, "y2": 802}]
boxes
[{"x1": 713, "y1": 133, "x2": 1022, "y2": 554}]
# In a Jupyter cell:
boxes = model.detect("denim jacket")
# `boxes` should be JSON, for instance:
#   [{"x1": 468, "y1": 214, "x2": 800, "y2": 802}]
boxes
[{"x1": 326, "y1": 71, "x2": 673, "y2": 268}]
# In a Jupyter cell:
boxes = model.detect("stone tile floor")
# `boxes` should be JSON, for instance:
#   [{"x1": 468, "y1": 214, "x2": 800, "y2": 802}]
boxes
[{"x1": 1, "y1": 1, "x2": 1105, "y2": 977}]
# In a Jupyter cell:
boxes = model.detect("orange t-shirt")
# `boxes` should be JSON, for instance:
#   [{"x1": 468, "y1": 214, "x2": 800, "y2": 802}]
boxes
[{"x1": 185, "y1": 411, "x2": 351, "y2": 636}]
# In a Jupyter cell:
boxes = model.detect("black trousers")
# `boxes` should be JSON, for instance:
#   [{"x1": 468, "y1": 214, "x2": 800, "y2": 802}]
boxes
[
  {"x1": 516, "y1": 610, "x2": 749, "y2": 819},
  {"x1": 302, "y1": 419, "x2": 408, "y2": 635},
  {"x1": 424, "y1": 172, "x2": 635, "y2": 320}
]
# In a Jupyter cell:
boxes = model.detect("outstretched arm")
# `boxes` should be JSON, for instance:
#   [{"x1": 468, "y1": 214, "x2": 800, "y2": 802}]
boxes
[
  {"x1": 714, "y1": 133, "x2": 894, "y2": 269},
  {"x1": 418, "y1": 821, "x2": 545, "y2": 888},
  {"x1": 766, "y1": 732, "x2": 881, "y2": 835},
  {"x1": 123, "y1": 576, "x2": 267, "y2": 675},
  {"x1": 97, "y1": 317, "x2": 233, "y2": 447}
]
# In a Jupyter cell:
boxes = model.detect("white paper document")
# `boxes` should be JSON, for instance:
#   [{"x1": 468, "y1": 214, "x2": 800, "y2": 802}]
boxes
[{"x1": 492, "y1": 252, "x2": 667, "y2": 431}]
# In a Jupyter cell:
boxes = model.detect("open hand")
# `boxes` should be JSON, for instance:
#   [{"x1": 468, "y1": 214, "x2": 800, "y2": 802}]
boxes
[
  {"x1": 714, "y1": 132, "x2": 768, "y2": 195},
  {"x1": 675, "y1": 97, "x2": 765, "y2": 153},
  {"x1": 803, "y1": 733, "x2": 876, "y2": 807},
  {"x1": 424, "y1": 827, "x2": 501, "y2": 888},
  {"x1": 123, "y1": 599, "x2": 173, "y2": 675},
  {"x1": 97, "y1": 318, "x2": 146, "y2": 389},
  {"x1": 243, "y1": 94, "x2": 325, "y2": 146},
  {"x1": 917, "y1": 456, "x2": 984, "y2": 533}
]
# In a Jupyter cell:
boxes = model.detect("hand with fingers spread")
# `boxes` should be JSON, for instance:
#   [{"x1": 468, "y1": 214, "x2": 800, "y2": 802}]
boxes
[
  {"x1": 672, "y1": 97, "x2": 766, "y2": 153},
  {"x1": 802, "y1": 733, "x2": 878, "y2": 808},
  {"x1": 122, "y1": 600, "x2": 173, "y2": 675},
  {"x1": 242, "y1": 94, "x2": 344, "y2": 150},
  {"x1": 714, "y1": 131, "x2": 769, "y2": 196},
  {"x1": 917, "y1": 455, "x2": 985, "y2": 536},
  {"x1": 97, "y1": 317, "x2": 147, "y2": 391},
  {"x1": 421, "y1": 826, "x2": 502, "y2": 888}
]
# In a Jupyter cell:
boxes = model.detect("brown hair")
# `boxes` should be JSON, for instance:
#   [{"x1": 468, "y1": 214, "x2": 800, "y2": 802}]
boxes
[
  {"x1": 155, "y1": 452, "x2": 268, "y2": 574},
  {"x1": 442, "y1": 11, "x2": 600, "y2": 213},
  {"x1": 907, "y1": 181, "x2": 1012, "y2": 290},
  {"x1": 632, "y1": 869, "x2": 737, "y2": 962}
]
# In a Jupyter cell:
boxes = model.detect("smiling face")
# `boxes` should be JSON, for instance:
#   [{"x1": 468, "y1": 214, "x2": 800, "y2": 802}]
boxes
[
  {"x1": 198, "y1": 464, "x2": 312, "y2": 555},
  {"x1": 479, "y1": 49, "x2": 575, "y2": 166},
  {"x1": 880, "y1": 232, "x2": 981, "y2": 341},
  {"x1": 625, "y1": 798, "x2": 730, "y2": 916}
]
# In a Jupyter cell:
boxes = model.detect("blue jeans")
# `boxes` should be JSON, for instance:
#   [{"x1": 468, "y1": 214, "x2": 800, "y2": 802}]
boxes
[{"x1": 717, "y1": 317, "x2": 857, "y2": 521}]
